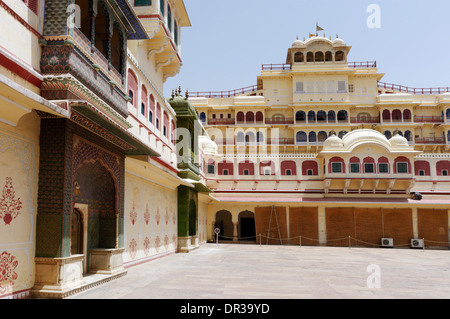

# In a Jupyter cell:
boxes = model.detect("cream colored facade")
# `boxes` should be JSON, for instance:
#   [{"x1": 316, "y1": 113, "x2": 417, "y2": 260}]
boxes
[
  {"x1": 0, "y1": 0, "x2": 215, "y2": 299},
  {"x1": 189, "y1": 36, "x2": 450, "y2": 247}
]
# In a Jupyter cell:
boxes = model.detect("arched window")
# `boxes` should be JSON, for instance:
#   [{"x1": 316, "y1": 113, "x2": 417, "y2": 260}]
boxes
[
  {"x1": 141, "y1": 85, "x2": 147, "y2": 117},
  {"x1": 207, "y1": 159, "x2": 215, "y2": 174},
  {"x1": 337, "y1": 110, "x2": 348, "y2": 122},
  {"x1": 309, "y1": 131, "x2": 317, "y2": 143},
  {"x1": 403, "y1": 109, "x2": 412, "y2": 121},
  {"x1": 318, "y1": 131, "x2": 328, "y2": 142},
  {"x1": 260, "y1": 161, "x2": 275, "y2": 176},
  {"x1": 256, "y1": 131, "x2": 264, "y2": 143},
  {"x1": 328, "y1": 111, "x2": 336, "y2": 122},
  {"x1": 315, "y1": 51, "x2": 324, "y2": 62},
  {"x1": 317, "y1": 111, "x2": 327, "y2": 122},
  {"x1": 167, "y1": 4, "x2": 172, "y2": 32},
  {"x1": 239, "y1": 161, "x2": 254, "y2": 176},
  {"x1": 127, "y1": 69, "x2": 138, "y2": 108},
  {"x1": 378, "y1": 157, "x2": 390, "y2": 174},
  {"x1": 256, "y1": 111, "x2": 264, "y2": 123},
  {"x1": 415, "y1": 161, "x2": 431, "y2": 176},
  {"x1": 75, "y1": 0, "x2": 90, "y2": 40},
  {"x1": 156, "y1": 103, "x2": 161, "y2": 130},
  {"x1": 404, "y1": 130, "x2": 412, "y2": 142},
  {"x1": 296, "y1": 131, "x2": 307, "y2": 143},
  {"x1": 392, "y1": 109, "x2": 402, "y2": 121},
  {"x1": 394, "y1": 157, "x2": 411, "y2": 174},
  {"x1": 236, "y1": 112, "x2": 245, "y2": 123},
  {"x1": 236, "y1": 132, "x2": 245, "y2": 144},
  {"x1": 296, "y1": 111, "x2": 306, "y2": 122},
  {"x1": 218, "y1": 161, "x2": 234, "y2": 176},
  {"x1": 436, "y1": 160, "x2": 450, "y2": 176},
  {"x1": 329, "y1": 157, "x2": 345, "y2": 174},
  {"x1": 308, "y1": 111, "x2": 316, "y2": 122},
  {"x1": 95, "y1": 2, "x2": 108, "y2": 57},
  {"x1": 199, "y1": 112, "x2": 206, "y2": 123},
  {"x1": 302, "y1": 161, "x2": 318, "y2": 176},
  {"x1": 363, "y1": 157, "x2": 376, "y2": 174},
  {"x1": 382, "y1": 110, "x2": 391, "y2": 121},
  {"x1": 350, "y1": 157, "x2": 361, "y2": 174},
  {"x1": 163, "y1": 112, "x2": 169, "y2": 137},
  {"x1": 149, "y1": 94, "x2": 155, "y2": 123},
  {"x1": 384, "y1": 130, "x2": 392, "y2": 139},
  {"x1": 335, "y1": 51, "x2": 345, "y2": 62},
  {"x1": 446, "y1": 109, "x2": 450, "y2": 120},
  {"x1": 245, "y1": 132, "x2": 256, "y2": 144},
  {"x1": 294, "y1": 52, "x2": 304, "y2": 63},
  {"x1": 246, "y1": 112, "x2": 255, "y2": 123},
  {"x1": 307, "y1": 52, "x2": 314, "y2": 62},
  {"x1": 160, "y1": 0, "x2": 165, "y2": 15},
  {"x1": 325, "y1": 51, "x2": 333, "y2": 62},
  {"x1": 174, "y1": 20, "x2": 179, "y2": 46},
  {"x1": 111, "y1": 23, "x2": 124, "y2": 75},
  {"x1": 281, "y1": 161, "x2": 297, "y2": 176}
]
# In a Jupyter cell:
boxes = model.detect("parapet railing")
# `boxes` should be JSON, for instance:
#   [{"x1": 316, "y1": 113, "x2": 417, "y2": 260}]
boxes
[
  {"x1": 378, "y1": 82, "x2": 450, "y2": 95},
  {"x1": 214, "y1": 233, "x2": 450, "y2": 250}
]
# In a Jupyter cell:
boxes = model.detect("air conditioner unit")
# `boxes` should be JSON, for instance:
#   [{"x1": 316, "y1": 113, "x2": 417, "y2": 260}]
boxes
[
  {"x1": 411, "y1": 239, "x2": 424, "y2": 249},
  {"x1": 381, "y1": 238, "x2": 394, "y2": 248}
]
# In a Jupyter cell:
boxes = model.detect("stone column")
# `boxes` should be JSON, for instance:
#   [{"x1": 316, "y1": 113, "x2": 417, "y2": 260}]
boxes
[
  {"x1": 318, "y1": 206, "x2": 327, "y2": 246},
  {"x1": 412, "y1": 207, "x2": 419, "y2": 239}
]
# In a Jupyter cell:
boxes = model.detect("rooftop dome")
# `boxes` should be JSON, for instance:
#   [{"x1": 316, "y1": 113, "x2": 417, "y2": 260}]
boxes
[
  {"x1": 324, "y1": 134, "x2": 343, "y2": 148},
  {"x1": 292, "y1": 39, "x2": 304, "y2": 47},
  {"x1": 333, "y1": 38, "x2": 345, "y2": 46},
  {"x1": 389, "y1": 134, "x2": 409, "y2": 147}
]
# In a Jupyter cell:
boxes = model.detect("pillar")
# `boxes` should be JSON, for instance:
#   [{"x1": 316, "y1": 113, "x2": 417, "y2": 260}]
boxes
[
  {"x1": 318, "y1": 206, "x2": 326, "y2": 246},
  {"x1": 412, "y1": 207, "x2": 419, "y2": 239}
]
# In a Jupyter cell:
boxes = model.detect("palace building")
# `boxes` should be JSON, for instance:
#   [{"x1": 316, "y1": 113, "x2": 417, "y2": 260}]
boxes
[{"x1": 189, "y1": 35, "x2": 450, "y2": 250}]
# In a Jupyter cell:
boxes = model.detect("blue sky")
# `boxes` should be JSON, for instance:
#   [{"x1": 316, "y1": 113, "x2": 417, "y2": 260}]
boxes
[{"x1": 164, "y1": 0, "x2": 450, "y2": 97}]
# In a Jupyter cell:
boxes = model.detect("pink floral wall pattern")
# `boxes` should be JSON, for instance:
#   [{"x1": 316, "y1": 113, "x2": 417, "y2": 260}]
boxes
[
  {"x1": 129, "y1": 238, "x2": 137, "y2": 259},
  {"x1": 0, "y1": 251, "x2": 18, "y2": 295},
  {"x1": 129, "y1": 202, "x2": 137, "y2": 225},
  {"x1": 143, "y1": 237, "x2": 150, "y2": 256},
  {"x1": 144, "y1": 204, "x2": 150, "y2": 225},
  {"x1": 0, "y1": 177, "x2": 22, "y2": 226}
]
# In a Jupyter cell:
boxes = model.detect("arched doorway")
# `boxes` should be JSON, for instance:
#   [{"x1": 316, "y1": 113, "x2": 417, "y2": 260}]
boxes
[
  {"x1": 239, "y1": 211, "x2": 256, "y2": 242},
  {"x1": 74, "y1": 160, "x2": 118, "y2": 271},
  {"x1": 214, "y1": 210, "x2": 233, "y2": 241}
]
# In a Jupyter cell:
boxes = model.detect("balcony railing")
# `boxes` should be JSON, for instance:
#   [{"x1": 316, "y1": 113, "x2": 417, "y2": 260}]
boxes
[
  {"x1": 189, "y1": 85, "x2": 262, "y2": 98},
  {"x1": 261, "y1": 61, "x2": 377, "y2": 71},
  {"x1": 348, "y1": 61, "x2": 377, "y2": 68},
  {"x1": 378, "y1": 82, "x2": 450, "y2": 95},
  {"x1": 265, "y1": 118, "x2": 294, "y2": 125},
  {"x1": 414, "y1": 116, "x2": 443, "y2": 123},
  {"x1": 350, "y1": 117, "x2": 380, "y2": 124},
  {"x1": 267, "y1": 138, "x2": 295, "y2": 145},
  {"x1": 415, "y1": 137, "x2": 445, "y2": 144},
  {"x1": 207, "y1": 118, "x2": 236, "y2": 126}
]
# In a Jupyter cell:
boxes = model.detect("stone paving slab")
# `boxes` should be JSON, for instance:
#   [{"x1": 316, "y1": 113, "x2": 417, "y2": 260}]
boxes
[{"x1": 68, "y1": 244, "x2": 450, "y2": 299}]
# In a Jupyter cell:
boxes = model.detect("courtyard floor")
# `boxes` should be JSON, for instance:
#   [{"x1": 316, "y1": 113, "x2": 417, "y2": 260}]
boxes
[{"x1": 68, "y1": 243, "x2": 450, "y2": 299}]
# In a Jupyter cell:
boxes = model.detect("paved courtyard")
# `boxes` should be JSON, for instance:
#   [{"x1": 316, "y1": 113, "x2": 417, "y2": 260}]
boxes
[{"x1": 68, "y1": 243, "x2": 450, "y2": 299}]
